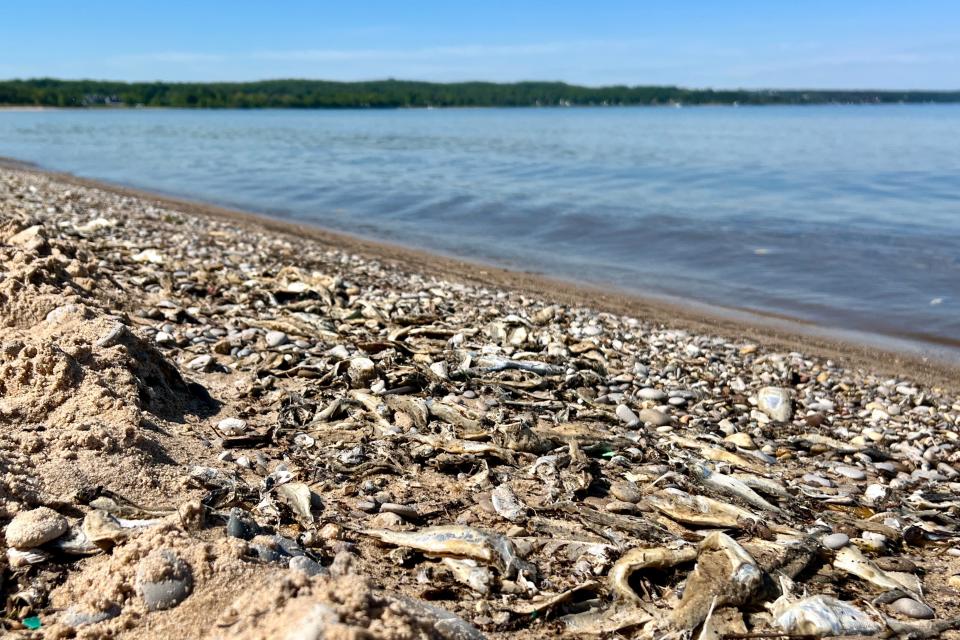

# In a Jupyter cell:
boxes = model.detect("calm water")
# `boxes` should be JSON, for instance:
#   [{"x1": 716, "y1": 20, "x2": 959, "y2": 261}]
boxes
[{"x1": 2, "y1": 106, "x2": 959, "y2": 353}]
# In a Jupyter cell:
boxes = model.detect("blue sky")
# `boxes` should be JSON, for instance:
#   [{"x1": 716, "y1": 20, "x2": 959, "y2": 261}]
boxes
[{"x1": 1, "y1": 1, "x2": 958, "y2": 88}]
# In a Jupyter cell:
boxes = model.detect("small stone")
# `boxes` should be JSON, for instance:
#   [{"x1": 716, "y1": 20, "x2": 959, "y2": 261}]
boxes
[
  {"x1": 609, "y1": 480, "x2": 642, "y2": 503},
  {"x1": 370, "y1": 512, "x2": 407, "y2": 530},
  {"x1": 61, "y1": 606, "x2": 120, "y2": 628},
  {"x1": 226, "y1": 508, "x2": 257, "y2": 540},
  {"x1": 802, "y1": 473, "x2": 834, "y2": 488},
  {"x1": 864, "y1": 483, "x2": 888, "y2": 505},
  {"x1": 289, "y1": 555, "x2": 326, "y2": 577},
  {"x1": 835, "y1": 465, "x2": 866, "y2": 481},
  {"x1": 186, "y1": 354, "x2": 212, "y2": 370},
  {"x1": 615, "y1": 404, "x2": 639, "y2": 424},
  {"x1": 379, "y1": 503, "x2": 419, "y2": 519},
  {"x1": 5, "y1": 507, "x2": 68, "y2": 548},
  {"x1": 758, "y1": 387, "x2": 793, "y2": 422},
  {"x1": 890, "y1": 598, "x2": 934, "y2": 619},
  {"x1": 873, "y1": 557, "x2": 916, "y2": 572},
  {"x1": 724, "y1": 432, "x2": 756, "y2": 449},
  {"x1": 605, "y1": 500, "x2": 637, "y2": 514},
  {"x1": 822, "y1": 533, "x2": 849, "y2": 550},
  {"x1": 135, "y1": 548, "x2": 193, "y2": 611},
  {"x1": 638, "y1": 388, "x2": 666, "y2": 401},
  {"x1": 638, "y1": 408, "x2": 671, "y2": 427},
  {"x1": 155, "y1": 331, "x2": 174, "y2": 345},
  {"x1": 217, "y1": 417, "x2": 247, "y2": 436},
  {"x1": 265, "y1": 330, "x2": 288, "y2": 347},
  {"x1": 348, "y1": 357, "x2": 376, "y2": 388}
]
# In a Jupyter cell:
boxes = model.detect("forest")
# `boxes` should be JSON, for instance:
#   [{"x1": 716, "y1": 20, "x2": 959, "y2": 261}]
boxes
[{"x1": 2, "y1": 78, "x2": 958, "y2": 108}]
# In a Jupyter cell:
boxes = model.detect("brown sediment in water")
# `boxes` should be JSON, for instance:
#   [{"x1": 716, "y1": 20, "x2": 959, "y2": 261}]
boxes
[{"x1": 1, "y1": 164, "x2": 960, "y2": 639}]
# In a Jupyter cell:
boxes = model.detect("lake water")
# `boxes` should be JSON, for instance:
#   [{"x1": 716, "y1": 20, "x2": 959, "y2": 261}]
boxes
[{"x1": 2, "y1": 106, "x2": 959, "y2": 355}]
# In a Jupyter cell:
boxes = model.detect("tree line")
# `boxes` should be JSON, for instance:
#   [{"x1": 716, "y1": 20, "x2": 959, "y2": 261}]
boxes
[{"x1": 2, "y1": 78, "x2": 958, "y2": 108}]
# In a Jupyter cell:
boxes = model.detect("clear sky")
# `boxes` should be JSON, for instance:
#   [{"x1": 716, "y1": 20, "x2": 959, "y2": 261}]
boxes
[{"x1": 2, "y1": 1, "x2": 958, "y2": 89}]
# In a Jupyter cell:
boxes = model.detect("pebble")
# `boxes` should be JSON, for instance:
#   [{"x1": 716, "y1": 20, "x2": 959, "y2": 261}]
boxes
[
  {"x1": 874, "y1": 557, "x2": 917, "y2": 572},
  {"x1": 135, "y1": 549, "x2": 193, "y2": 611},
  {"x1": 5, "y1": 507, "x2": 68, "y2": 548},
  {"x1": 864, "y1": 483, "x2": 888, "y2": 505},
  {"x1": 348, "y1": 357, "x2": 376, "y2": 388},
  {"x1": 821, "y1": 533, "x2": 850, "y2": 550},
  {"x1": 757, "y1": 387, "x2": 792, "y2": 422},
  {"x1": 265, "y1": 330, "x2": 288, "y2": 347},
  {"x1": 724, "y1": 432, "x2": 756, "y2": 449},
  {"x1": 379, "y1": 503, "x2": 419, "y2": 519},
  {"x1": 890, "y1": 598, "x2": 934, "y2": 619},
  {"x1": 226, "y1": 508, "x2": 258, "y2": 540},
  {"x1": 61, "y1": 606, "x2": 120, "y2": 628},
  {"x1": 638, "y1": 388, "x2": 666, "y2": 401},
  {"x1": 155, "y1": 330, "x2": 174, "y2": 345},
  {"x1": 835, "y1": 466, "x2": 866, "y2": 481},
  {"x1": 289, "y1": 555, "x2": 325, "y2": 577},
  {"x1": 638, "y1": 408, "x2": 671, "y2": 427},
  {"x1": 802, "y1": 473, "x2": 834, "y2": 488},
  {"x1": 605, "y1": 500, "x2": 637, "y2": 514},
  {"x1": 615, "y1": 404, "x2": 639, "y2": 424},
  {"x1": 186, "y1": 354, "x2": 212, "y2": 370},
  {"x1": 609, "y1": 480, "x2": 642, "y2": 503}
]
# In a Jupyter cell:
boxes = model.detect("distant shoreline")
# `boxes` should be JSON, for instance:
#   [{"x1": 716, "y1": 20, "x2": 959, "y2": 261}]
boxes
[{"x1": 3, "y1": 78, "x2": 959, "y2": 109}]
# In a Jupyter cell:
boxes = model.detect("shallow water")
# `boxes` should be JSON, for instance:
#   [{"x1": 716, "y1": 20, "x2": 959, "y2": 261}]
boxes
[{"x1": 2, "y1": 106, "x2": 959, "y2": 352}]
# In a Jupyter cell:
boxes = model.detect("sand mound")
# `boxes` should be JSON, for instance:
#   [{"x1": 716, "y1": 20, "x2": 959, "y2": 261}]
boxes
[{"x1": 0, "y1": 222, "x2": 210, "y2": 514}]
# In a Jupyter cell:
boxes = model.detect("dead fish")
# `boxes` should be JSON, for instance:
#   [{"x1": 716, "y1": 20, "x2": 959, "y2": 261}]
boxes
[
  {"x1": 410, "y1": 433, "x2": 513, "y2": 458},
  {"x1": 609, "y1": 546, "x2": 698, "y2": 602},
  {"x1": 474, "y1": 355, "x2": 564, "y2": 377},
  {"x1": 561, "y1": 604, "x2": 654, "y2": 635},
  {"x1": 669, "y1": 532, "x2": 763, "y2": 631},
  {"x1": 384, "y1": 395, "x2": 429, "y2": 429},
  {"x1": 771, "y1": 594, "x2": 879, "y2": 636},
  {"x1": 510, "y1": 581, "x2": 600, "y2": 616},
  {"x1": 491, "y1": 484, "x2": 527, "y2": 522},
  {"x1": 689, "y1": 463, "x2": 781, "y2": 512},
  {"x1": 442, "y1": 558, "x2": 493, "y2": 595},
  {"x1": 45, "y1": 524, "x2": 101, "y2": 556},
  {"x1": 647, "y1": 488, "x2": 761, "y2": 529},
  {"x1": 363, "y1": 525, "x2": 534, "y2": 580},
  {"x1": 82, "y1": 510, "x2": 165, "y2": 550},
  {"x1": 730, "y1": 472, "x2": 791, "y2": 499},
  {"x1": 427, "y1": 400, "x2": 482, "y2": 430},
  {"x1": 833, "y1": 545, "x2": 917, "y2": 594}
]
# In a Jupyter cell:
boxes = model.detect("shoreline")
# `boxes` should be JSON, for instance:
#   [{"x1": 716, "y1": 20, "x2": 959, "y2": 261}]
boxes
[{"x1": 3, "y1": 155, "x2": 959, "y2": 391}]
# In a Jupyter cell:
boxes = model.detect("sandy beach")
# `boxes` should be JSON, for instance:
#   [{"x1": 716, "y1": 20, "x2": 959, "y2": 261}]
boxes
[{"x1": 2, "y1": 163, "x2": 960, "y2": 638}]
